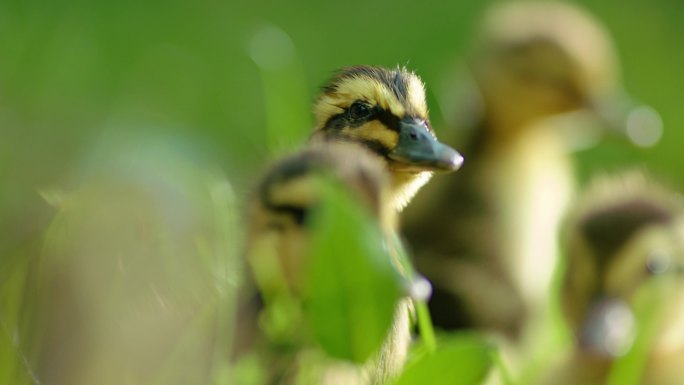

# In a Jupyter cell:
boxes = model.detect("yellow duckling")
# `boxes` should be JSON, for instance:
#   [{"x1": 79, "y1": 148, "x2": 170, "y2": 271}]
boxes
[
  {"x1": 241, "y1": 65, "x2": 461, "y2": 384},
  {"x1": 540, "y1": 172, "x2": 684, "y2": 385},
  {"x1": 403, "y1": 2, "x2": 623, "y2": 341}
]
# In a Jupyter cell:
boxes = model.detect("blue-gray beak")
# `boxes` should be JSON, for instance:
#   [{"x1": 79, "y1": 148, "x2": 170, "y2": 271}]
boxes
[{"x1": 388, "y1": 119, "x2": 463, "y2": 171}]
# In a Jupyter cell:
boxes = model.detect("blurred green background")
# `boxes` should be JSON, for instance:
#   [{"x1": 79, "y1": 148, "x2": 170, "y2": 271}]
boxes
[
  {"x1": 1, "y1": 0, "x2": 683, "y2": 382},
  {"x1": 2, "y1": 0, "x2": 683, "y2": 202}
]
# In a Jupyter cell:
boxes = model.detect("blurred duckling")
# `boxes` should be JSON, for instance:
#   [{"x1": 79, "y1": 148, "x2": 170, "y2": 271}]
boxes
[
  {"x1": 243, "y1": 142, "x2": 409, "y2": 385},
  {"x1": 540, "y1": 172, "x2": 684, "y2": 385},
  {"x1": 246, "y1": 142, "x2": 396, "y2": 294},
  {"x1": 403, "y1": 1, "x2": 623, "y2": 340}
]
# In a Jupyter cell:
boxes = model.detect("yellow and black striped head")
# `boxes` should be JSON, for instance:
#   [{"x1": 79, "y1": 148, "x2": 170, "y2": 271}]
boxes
[
  {"x1": 247, "y1": 142, "x2": 394, "y2": 292},
  {"x1": 562, "y1": 173, "x2": 684, "y2": 357},
  {"x1": 313, "y1": 66, "x2": 462, "y2": 174}
]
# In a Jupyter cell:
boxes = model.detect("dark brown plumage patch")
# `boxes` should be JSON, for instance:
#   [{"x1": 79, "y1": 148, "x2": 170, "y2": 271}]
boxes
[
  {"x1": 321, "y1": 65, "x2": 412, "y2": 102},
  {"x1": 258, "y1": 151, "x2": 320, "y2": 226},
  {"x1": 579, "y1": 199, "x2": 674, "y2": 265},
  {"x1": 322, "y1": 104, "x2": 401, "y2": 133},
  {"x1": 258, "y1": 146, "x2": 386, "y2": 227}
]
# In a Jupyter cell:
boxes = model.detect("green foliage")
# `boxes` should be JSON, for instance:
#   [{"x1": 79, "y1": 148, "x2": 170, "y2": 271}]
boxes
[
  {"x1": 386, "y1": 233, "x2": 438, "y2": 352},
  {"x1": 0, "y1": 259, "x2": 35, "y2": 385},
  {"x1": 20, "y1": 139, "x2": 240, "y2": 385},
  {"x1": 250, "y1": 24, "x2": 312, "y2": 153},
  {"x1": 2, "y1": 1, "x2": 683, "y2": 384},
  {"x1": 606, "y1": 276, "x2": 669, "y2": 385},
  {"x1": 394, "y1": 334, "x2": 493, "y2": 385},
  {"x1": 305, "y1": 178, "x2": 404, "y2": 363}
]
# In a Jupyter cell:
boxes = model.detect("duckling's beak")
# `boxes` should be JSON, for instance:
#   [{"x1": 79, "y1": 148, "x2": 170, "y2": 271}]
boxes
[
  {"x1": 388, "y1": 118, "x2": 464, "y2": 171},
  {"x1": 578, "y1": 296, "x2": 636, "y2": 358}
]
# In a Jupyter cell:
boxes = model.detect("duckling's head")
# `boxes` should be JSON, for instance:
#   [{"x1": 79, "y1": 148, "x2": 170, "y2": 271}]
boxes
[
  {"x1": 470, "y1": 2, "x2": 619, "y2": 131},
  {"x1": 248, "y1": 142, "x2": 395, "y2": 292},
  {"x1": 562, "y1": 172, "x2": 684, "y2": 358},
  {"x1": 312, "y1": 66, "x2": 463, "y2": 210}
]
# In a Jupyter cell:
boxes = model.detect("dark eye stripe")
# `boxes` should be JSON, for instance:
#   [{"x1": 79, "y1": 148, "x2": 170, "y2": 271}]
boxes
[
  {"x1": 265, "y1": 204, "x2": 309, "y2": 226},
  {"x1": 321, "y1": 106, "x2": 375, "y2": 130},
  {"x1": 322, "y1": 113, "x2": 350, "y2": 131},
  {"x1": 322, "y1": 106, "x2": 401, "y2": 132},
  {"x1": 376, "y1": 108, "x2": 400, "y2": 132}
]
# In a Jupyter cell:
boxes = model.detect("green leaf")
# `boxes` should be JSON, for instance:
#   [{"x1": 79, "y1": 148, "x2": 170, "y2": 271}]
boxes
[
  {"x1": 394, "y1": 335, "x2": 494, "y2": 385},
  {"x1": 388, "y1": 234, "x2": 437, "y2": 353},
  {"x1": 249, "y1": 24, "x2": 311, "y2": 153},
  {"x1": 606, "y1": 278, "x2": 669, "y2": 385},
  {"x1": 304, "y1": 178, "x2": 403, "y2": 363}
]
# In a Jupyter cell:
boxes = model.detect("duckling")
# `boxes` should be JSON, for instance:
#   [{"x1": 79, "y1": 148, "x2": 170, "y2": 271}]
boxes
[
  {"x1": 246, "y1": 142, "x2": 396, "y2": 293},
  {"x1": 403, "y1": 2, "x2": 622, "y2": 340},
  {"x1": 239, "y1": 65, "x2": 462, "y2": 384},
  {"x1": 242, "y1": 142, "x2": 410, "y2": 385},
  {"x1": 311, "y1": 65, "x2": 463, "y2": 211},
  {"x1": 540, "y1": 172, "x2": 684, "y2": 385}
]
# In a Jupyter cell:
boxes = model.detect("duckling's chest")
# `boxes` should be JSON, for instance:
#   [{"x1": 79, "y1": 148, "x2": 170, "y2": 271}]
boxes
[{"x1": 478, "y1": 127, "x2": 575, "y2": 300}]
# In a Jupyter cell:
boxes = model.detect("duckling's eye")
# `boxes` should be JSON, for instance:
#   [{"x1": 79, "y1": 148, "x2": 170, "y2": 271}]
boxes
[
  {"x1": 348, "y1": 101, "x2": 372, "y2": 120},
  {"x1": 646, "y1": 249, "x2": 671, "y2": 275}
]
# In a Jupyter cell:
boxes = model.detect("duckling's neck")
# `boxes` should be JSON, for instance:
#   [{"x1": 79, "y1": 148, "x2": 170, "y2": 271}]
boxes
[
  {"x1": 389, "y1": 171, "x2": 433, "y2": 212},
  {"x1": 481, "y1": 103, "x2": 560, "y2": 145},
  {"x1": 484, "y1": 116, "x2": 533, "y2": 143}
]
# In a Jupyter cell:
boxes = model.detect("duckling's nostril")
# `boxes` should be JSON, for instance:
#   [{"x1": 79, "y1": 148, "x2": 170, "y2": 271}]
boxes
[{"x1": 409, "y1": 132, "x2": 419, "y2": 140}]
